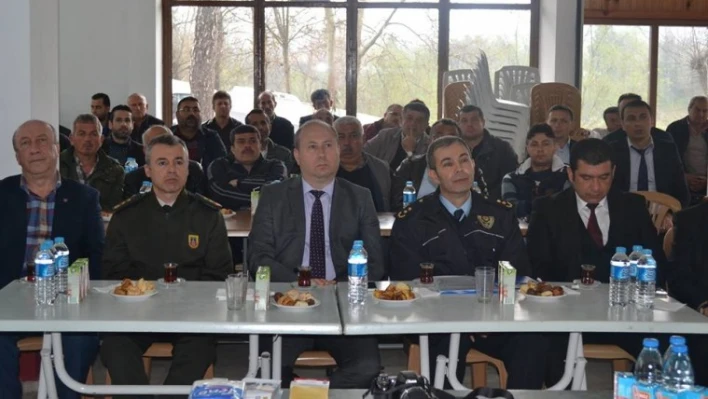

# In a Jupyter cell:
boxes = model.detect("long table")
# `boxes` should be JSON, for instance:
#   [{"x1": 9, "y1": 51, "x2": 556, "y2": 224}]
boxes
[
  {"x1": 280, "y1": 389, "x2": 613, "y2": 398},
  {"x1": 0, "y1": 281, "x2": 340, "y2": 398},
  {"x1": 337, "y1": 282, "x2": 708, "y2": 391}
]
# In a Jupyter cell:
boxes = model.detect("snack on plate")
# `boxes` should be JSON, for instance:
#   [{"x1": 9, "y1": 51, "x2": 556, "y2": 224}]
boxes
[
  {"x1": 220, "y1": 208, "x2": 234, "y2": 215},
  {"x1": 273, "y1": 289, "x2": 316, "y2": 307},
  {"x1": 113, "y1": 278, "x2": 156, "y2": 296},
  {"x1": 373, "y1": 282, "x2": 416, "y2": 300},
  {"x1": 519, "y1": 281, "x2": 564, "y2": 297}
]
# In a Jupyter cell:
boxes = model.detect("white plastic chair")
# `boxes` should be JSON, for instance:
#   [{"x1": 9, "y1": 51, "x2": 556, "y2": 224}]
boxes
[{"x1": 494, "y1": 66, "x2": 540, "y2": 105}]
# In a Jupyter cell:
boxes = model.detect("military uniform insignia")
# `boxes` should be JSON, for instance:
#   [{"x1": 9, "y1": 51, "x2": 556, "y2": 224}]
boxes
[
  {"x1": 496, "y1": 199, "x2": 513, "y2": 209},
  {"x1": 112, "y1": 193, "x2": 148, "y2": 213},
  {"x1": 477, "y1": 215, "x2": 495, "y2": 229},
  {"x1": 194, "y1": 193, "x2": 222, "y2": 210},
  {"x1": 188, "y1": 234, "x2": 199, "y2": 249}
]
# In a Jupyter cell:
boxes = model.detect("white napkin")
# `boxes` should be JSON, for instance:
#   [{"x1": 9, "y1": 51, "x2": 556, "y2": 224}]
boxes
[
  {"x1": 653, "y1": 298, "x2": 686, "y2": 312},
  {"x1": 563, "y1": 287, "x2": 581, "y2": 296},
  {"x1": 92, "y1": 284, "x2": 117, "y2": 294},
  {"x1": 413, "y1": 287, "x2": 439, "y2": 298},
  {"x1": 216, "y1": 288, "x2": 254, "y2": 301}
]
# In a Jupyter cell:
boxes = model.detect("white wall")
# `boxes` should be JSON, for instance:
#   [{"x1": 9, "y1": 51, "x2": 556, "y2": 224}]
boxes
[
  {"x1": 539, "y1": 0, "x2": 581, "y2": 85},
  {"x1": 58, "y1": 0, "x2": 162, "y2": 129}
]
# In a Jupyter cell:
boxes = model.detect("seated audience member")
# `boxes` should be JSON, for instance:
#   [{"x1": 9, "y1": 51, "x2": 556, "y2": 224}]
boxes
[
  {"x1": 546, "y1": 105, "x2": 576, "y2": 164},
  {"x1": 592, "y1": 106, "x2": 621, "y2": 138},
  {"x1": 90, "y1": 92, "x2": 111, "y2": 136},
  {"x1": 203, "y1": 90, "x2": 243, "y2": 148},
  {"x1": 391, "y1": 118, "x2": 489, "y2": 211},
  {"x1": 258, "y1": 90, "x2": 295, "y2": 150},
  {"x1": 526, "y1": 139, "x2": 669, "y2": 384},
  {"x1": 299, "y1": 89, "x2": 339, "y2": 126},
  {"x1": 101, "y1": 134, "x2": 232, "y2": 390},
  {"x1": 334, "y1": 116, "x2": 391, "y2": 212},
  {"x1": 502, "y1": 123, "x2": 569, "y2": 219},
  {"x1": 171, "y1": 96, "x2": 227, "y2": 171},
  {"x1": 207, "y1": 124, "x2": 286, "y2": 211},
  {"x1": 246, "y1": 109, "x2": 294, "y2": 172},
  {"x1": 127, "y1": 92, "x2": 164, "y2": 143},
  {"x1": 101, "y1": 104, "x2": 145, "y2": 166},
  {"x1": 458, "y1": 105, "x2": 517, "y2": 200},
  {"x1": 0, "y1": 120, "x2": 104, "y2": 399},
  {"x1": 312, "y1": 108, "x2": 335, "y2": 126},
  {"x1": 390, "y1": 136, "x2": 546, "y2": 389},
  {"x1": 363, "y1": 103, "x2": 403, "y2": 143},
  {"x1": 364, "y1": 101, "x2": 431, "y2": 171},
  {"x1": 249, "y1": 120, "x2": 383, "y2": 388},
  {"x1": 666, "y1": 96, "x2": 708, "y2": 204},
  {"x1": 123, "y1": 126, "x2": 207, "y2": 198},
  {"x1": 607, "y1": 100, "x2": 689, "y2": 207},
  {"x1": 670, "y1": 201, "x2": 708, "y2": 385},
  {"x1": 604, "y1": 93, "x2": 672, "y2": 144},
  {"x1": 60, "y1": 114, "x2": 124, "y2": 211},
  {"x1": 59, "y1": 126, "x2": 71, "y2": 151}
]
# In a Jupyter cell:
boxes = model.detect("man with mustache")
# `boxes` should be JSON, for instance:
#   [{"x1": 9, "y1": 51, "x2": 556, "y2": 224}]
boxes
[
  {"x1": 389, "y1": 135, "x2": 544, "y2": 389},
  {"x1": 245, "y1": 109, "x2": 294, "y2": 173},
  {"x1": 101, "y1": 104, "x2": 145, "y2": 166},
  {"x1": 258, "y1": 90, "x2": 295, "y2": 150},
  {"x1": 335, "y1": 116, "x2": 391, "y2": 212},
  {"x1": 207, "y1": 124, "x2": 286, "y2": 211},
  {"x1": 60, "y1": 114, "x2": 125, "y2": 211},
  {"x1": 171, "y1": 96, "x2": 227, "y2": 172}
]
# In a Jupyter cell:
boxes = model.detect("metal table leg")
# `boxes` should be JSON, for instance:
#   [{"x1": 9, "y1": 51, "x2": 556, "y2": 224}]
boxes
[
  {"x1": 419, "y1": 334, "x2": 430, "y2": 381},
  {"x1": 272, "y1": 335, "x2": 282, "y2": 381},
  {"x1": 38, "y1": 333, "x2": 57, "y2": 399}
]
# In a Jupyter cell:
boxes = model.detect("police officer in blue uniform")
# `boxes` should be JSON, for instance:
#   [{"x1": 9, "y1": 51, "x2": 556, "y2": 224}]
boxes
[{"x1": 390, "y1": 136, "x2": 548, "y2": 389}]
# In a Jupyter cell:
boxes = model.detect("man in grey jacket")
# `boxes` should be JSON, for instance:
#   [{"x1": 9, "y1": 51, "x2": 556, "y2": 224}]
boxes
[
  {"x1": 364, "y1": 101, "x2": 430, "y2": 171},
  {"x1": 335, "y1": 116, "x2": 391, "y2": 211}
]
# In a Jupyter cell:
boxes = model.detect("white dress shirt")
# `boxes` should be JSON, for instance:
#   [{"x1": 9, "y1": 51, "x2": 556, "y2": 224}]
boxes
[
  {"x1": 575, "y1": 194, "x2": 610, "y2": 246},
  {"x1": 627, "y1": 137, "x2": 656, "y2": 192}
]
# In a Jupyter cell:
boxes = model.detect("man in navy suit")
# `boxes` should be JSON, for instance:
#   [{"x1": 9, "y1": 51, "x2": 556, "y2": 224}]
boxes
[{"x1": 0, "y1": 120, "x2": 105, "y2": 399}]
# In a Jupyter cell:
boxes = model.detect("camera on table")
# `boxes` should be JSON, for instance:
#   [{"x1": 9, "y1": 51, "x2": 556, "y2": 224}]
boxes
[{"x1": 369, "y1": 370, "x2": 433, "y2": 399}]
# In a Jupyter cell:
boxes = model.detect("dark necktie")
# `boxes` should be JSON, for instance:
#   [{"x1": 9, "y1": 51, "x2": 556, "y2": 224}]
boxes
[
  {"x1": 309, "y1": 190, "x2": 326, "y2": 279},
  {"x1": 586, "y1": 203, "x2": 603, "y2": 248},
  {"x1": 453, "y1": 209, "x2": 465, "y2": 223},
  {"x1": 632, "y1": 147, "x2": 649, "y2": 191}
]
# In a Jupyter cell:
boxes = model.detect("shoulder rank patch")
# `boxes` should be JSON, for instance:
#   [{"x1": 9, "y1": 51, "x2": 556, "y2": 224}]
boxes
[
  {"x1": 112, "y1": 193, "x2": 148, "y2": 213},
  {"x1": 477, "y1": 215, "x2": 495, "y2": 229},
  {"x1": 194, "y1": 193, "x2": 222, "y2": 210},
  {"x1": 396, "y1": 205, "x2": 414, "y2": 220},
  {"x1": 495, "y1": 199, "x2": 513, "y2": 209}
]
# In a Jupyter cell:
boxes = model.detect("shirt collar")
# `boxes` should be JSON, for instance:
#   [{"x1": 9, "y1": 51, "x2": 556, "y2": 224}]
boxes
[
  {"x1": 439, "y1": 192, "x2": 472, "y2": 218},
  {"x1": 20, "y1": 173, "x2": 62, "y2": 195},
  {"x1": 574, "y1": 192, "x2": 608, "y2": 211},
  {"x1": 627, "y1": 136, "x2": 654, "y2": 151},
  {"x1": 303, "y1": 178, "x2": 335, "y2": 198}
]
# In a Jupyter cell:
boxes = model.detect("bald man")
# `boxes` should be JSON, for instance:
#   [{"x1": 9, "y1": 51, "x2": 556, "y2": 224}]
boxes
[
  {"x1": 258, "y1": 91, "x2": 295, "y2": 150},
  {"x1": 0, "y1": 121, "x2": 104, "y2": 398},
  {"x1": 127, "y1": 93, "x2": 165, "y2": 143}
]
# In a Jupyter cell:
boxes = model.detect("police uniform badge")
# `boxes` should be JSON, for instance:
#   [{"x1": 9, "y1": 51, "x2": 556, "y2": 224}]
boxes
[
  {"x1": 477, "y1": 215, "x2": 495, "y2": 229},
  {"x1": 188, "y1": 234, "x2": 199, "y2": 249}
]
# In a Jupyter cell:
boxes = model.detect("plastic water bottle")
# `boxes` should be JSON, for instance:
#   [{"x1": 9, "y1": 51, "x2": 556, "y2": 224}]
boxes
[
  {"x1": 402, "y1": 181, "x2": 416, "y2": 208},
  {"x1": 52, "y1": 237, "x2": 70, "y2": 295},
  {"x1": 663, "y1": 335, "x2": 686, "y2": 364},
  {"x1": 609, "y1": 246, "x2": 630, "y2": 306},
  {"x1": 347, "y1": 240, "x2": 368, "y2": 305},
  {"x1": 35, "y1": 241, "x2": 56, "y2": 306},
  {"x1": 636, "y1": 249, "x2": 657, "y2": 310},
  {"x1": 628, "y1": 245, "x2": 643, "y2": 304},
  {"x1": 139, "y1": 181, "x2": 153, "y2": 194},
  {"x1": 663, "y1": 344, "x2": 694, "y2": 392},
  {"x1": 124, "y1": 157, "x2": 138, "y2": 173},
  {"x1": 634, "y1": 338, "x2": 663, "y2": 385}
]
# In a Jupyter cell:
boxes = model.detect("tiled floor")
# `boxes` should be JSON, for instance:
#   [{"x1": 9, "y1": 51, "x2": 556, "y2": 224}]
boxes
[{"x1": 23, "y1": 340, "x2": 614, "y2": 398}]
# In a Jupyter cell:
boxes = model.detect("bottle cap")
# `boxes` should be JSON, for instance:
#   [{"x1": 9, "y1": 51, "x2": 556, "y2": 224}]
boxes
[
  {"x1": 672, "y1": 345, "x2": 688, "y2": 354},
  {"x1": 353, "y1": 240, "x2": 363, "y2": 247},
  {"x1": 632, "y1": 245, "x2": 643, "y2": 252},
  {"x1": 642, "y1": 338, "x2": 659, "y2": 348},
  {"x1": 40, "y1": 241, "x2": 52, "y2": 251},
  {"x1": 642, "y1": 249, "x2": 652, "y2": 255},
  {"x1": 669, "y1": 335, "x2": 686, "y2": 346},
  {"x1": 406, "y1": 181, "x2": 413, "y2": 186},
  {"x1": 616, "y1": 247, "x2": 627, "y2": 254},
  {"x1": 54, "y1": 237, "x2": 64, "y2": 244}
]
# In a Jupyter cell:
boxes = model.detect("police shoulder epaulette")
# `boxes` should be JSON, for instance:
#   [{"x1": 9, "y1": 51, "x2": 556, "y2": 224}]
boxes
[
  {"x1": 112, "y1": 193, "x2": 148, "y2": 213},
  {"x1": 396, "y1": 196, "x2": 425, "y2": 219},
  {"x1": 494, "y1": 198, "x2": 513, "y2": 209},
  {"x1": 194, "y1": 193, "x2": 223, "y2": 210}
]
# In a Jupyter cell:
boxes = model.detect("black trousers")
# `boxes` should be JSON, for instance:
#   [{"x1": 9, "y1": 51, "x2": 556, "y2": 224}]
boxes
[
  {"x1": 279, "y1": 335, "x2": 381, "y2": 389},
  {"x1": 412, "y1": 333, "x2": 549, "y2": 390},
  {"x1": 100, "y1": 333, "x2": 216, "y2": 399}
]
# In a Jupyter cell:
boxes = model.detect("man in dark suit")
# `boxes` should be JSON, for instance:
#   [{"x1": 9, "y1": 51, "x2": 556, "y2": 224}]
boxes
[
  {"x1": 258, "y1": 90, "x2": 295, "y2": 150},
  {"x1": 666, "y1": 96, "x2": 708, "y2": 204},
  {"x1": 604, "y1": 93, "x2": 673, "y2": 144},
  {"x1": 298, "y1": 89, "x2": 339, "y2": 126},
  {"x1": 606, "y1": 100, "x2": 689, "y2": 208},
  {"x1": 249, "y1": 120, "x2": 383, "y2": 388},
  {"x1": 0, "y1": 120, "x2": 104, "y2": 399},
  {"x1": 527, "y1": 138, "x2": 667, "y2": 384},
  {"x1": 670, "y1": 201, "x2": 708, "y2": 385}
]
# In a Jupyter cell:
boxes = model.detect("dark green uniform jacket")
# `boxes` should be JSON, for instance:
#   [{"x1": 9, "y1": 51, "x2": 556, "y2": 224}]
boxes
[
  {"x1": 59, "y1": 147, "x2": 125, "y2": 211},
  {"x1": 102, "y1": 190, "x2": 232, "y2": 281}
]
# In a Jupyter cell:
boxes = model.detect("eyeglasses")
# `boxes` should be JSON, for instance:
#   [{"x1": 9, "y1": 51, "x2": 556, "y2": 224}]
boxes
[{"x1": 179, "y1": 107, "x2": 201, "y2": 113}]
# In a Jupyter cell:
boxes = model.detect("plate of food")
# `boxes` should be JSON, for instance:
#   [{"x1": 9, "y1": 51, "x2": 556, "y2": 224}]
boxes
[
  {"x1": 373, "y1": 282, "x2": 417, "y2": 306},
  {"x1": 220, "y1": 208, "x2": 235, "y2": 219},
  {"x1": 101, "y1": 211, "x2": 113, "y2": 222},
  {"x1": 518, "y1": 281, "x2": 566, "y2": 302},
  {"x1": 271, "y1": 289, "x2": 320, "y2": 311},
  {"x1": 110, "y1": 278, "x2": 157, "y2": 302}
]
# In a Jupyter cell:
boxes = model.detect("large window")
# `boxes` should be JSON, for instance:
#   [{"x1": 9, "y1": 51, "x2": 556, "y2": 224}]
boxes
[{"x1": 165, "y1": 0, "x2": 536, "y2": 124}]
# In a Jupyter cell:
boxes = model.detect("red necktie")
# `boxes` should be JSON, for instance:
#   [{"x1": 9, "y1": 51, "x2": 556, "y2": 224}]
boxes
[{"x1": 586, "y1": 203, "x2": 603, "y2": 248}]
